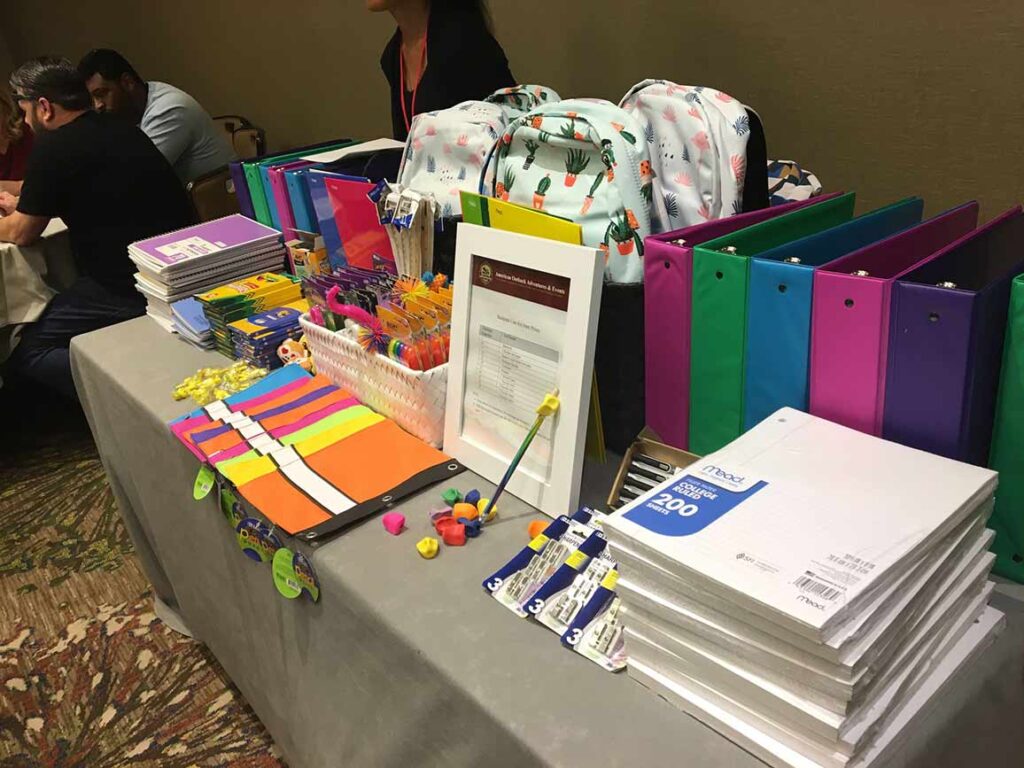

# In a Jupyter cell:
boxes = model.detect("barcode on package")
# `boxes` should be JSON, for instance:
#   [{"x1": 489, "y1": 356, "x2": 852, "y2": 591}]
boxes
[{"x1": 795, "y1": 572, "x2": 842, "y2": 601}]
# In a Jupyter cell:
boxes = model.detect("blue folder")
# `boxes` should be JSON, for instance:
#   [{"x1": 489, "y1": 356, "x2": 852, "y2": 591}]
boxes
[
  {"x1": 742, "y1": 197, "x2": 925, "y2": 429},
  {"x1": 308, "y1": 170, "x2": 371, "y2": 270},
  {"x1": 285, "y1": 166, "x2": 320, "y2": 235}
]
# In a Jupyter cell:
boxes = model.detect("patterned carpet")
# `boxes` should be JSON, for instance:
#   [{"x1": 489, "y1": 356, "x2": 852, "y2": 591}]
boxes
[{"x1": 0, "y1": 391, "x2": 285, "y2": 767}]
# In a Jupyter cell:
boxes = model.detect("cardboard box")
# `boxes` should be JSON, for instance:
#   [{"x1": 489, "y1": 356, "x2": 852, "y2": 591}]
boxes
[
  {"x1": 286, "y1": 232, "x2": 329, "y2": 278},
  {"x1": 607, "y1": 426, "x2": 700, "y2": 510}
]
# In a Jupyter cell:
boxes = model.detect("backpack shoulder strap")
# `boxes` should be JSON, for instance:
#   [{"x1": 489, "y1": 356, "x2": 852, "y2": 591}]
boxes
[{"x1": 741, "y1": 108, "x2": 769, "y2": 213}]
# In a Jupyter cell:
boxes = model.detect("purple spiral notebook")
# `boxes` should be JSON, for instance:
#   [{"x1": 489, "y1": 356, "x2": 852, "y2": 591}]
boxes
[{"x1": 129, "y1": 214, "x2": 282, "y2": 269}]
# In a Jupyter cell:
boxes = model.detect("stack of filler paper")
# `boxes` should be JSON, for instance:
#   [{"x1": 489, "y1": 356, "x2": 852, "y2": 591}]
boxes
[
  {"x1": 603, "y1": 408, "x2": 1003, "y2": 768},
  {"x1": 129, "y1": 215, "x2": 286, "y2": 331}
]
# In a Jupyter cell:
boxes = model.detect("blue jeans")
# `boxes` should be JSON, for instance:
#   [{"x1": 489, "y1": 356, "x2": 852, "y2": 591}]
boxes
[{"x1": 7, "y1": 278, "x2": 144, "y2": 400}]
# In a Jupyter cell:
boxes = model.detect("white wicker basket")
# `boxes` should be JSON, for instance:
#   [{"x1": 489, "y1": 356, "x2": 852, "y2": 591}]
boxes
[{"x1": 299, "y1": 314, "x2": 448, "y2": 447}]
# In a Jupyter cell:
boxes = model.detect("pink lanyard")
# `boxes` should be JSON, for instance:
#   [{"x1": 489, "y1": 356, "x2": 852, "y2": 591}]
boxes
[{"x1": 399, "y1": 32, "x2": 429, "y2": 134}]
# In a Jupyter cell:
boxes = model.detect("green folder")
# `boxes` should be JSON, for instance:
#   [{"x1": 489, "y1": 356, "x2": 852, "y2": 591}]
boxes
[
  {"x1": 688, "y1": 192, "x2": 857, "y2": 455},
  {"x1": 989, "y1": 273, "x2": 1024, "y2": 583},
  {"x1": 243, "y1": 141, "x2": 355, "y2": 226}
]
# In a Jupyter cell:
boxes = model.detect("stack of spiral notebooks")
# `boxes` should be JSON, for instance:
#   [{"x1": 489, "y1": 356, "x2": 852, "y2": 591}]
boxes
[{"x1": 129, "y1": 215, "x2": 287, "y2": 332}]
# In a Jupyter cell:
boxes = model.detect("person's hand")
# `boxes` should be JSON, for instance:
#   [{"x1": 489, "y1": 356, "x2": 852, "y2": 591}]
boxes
[{"x1": 0, "y1": 191, "x2": 18, "y2": 216}]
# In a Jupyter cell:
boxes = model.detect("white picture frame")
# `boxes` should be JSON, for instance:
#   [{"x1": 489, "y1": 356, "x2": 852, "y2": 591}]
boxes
[{"x1": 444, "y1": 223, "x2": 604, "y2": 518}]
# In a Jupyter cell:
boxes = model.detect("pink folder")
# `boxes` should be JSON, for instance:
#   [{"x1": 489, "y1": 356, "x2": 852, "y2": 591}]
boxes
[
  {"x1": 642, "y1": 195, "x2": 839, "y2": 450},
  {"x1": 808, "y1": 202, "x2": 979, "y2": 436},
  {"x1": 269, "y1": 160, "x2": 317, "y2": 241},
  {"x1": 324, "y1": 177, "x2": 396, "y2": 271}
]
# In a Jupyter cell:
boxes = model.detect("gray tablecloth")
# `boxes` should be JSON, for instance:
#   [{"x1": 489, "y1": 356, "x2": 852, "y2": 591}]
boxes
[{"x1": 70, "y1": 317, "x2": 1024, "y2": 768}]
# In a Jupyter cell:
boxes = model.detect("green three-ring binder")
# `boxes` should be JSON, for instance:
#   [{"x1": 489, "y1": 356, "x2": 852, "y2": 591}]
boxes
[
  {"x1": 989, "y1": 272, "x2": 1024, "y2": 583},
  {"x1": 688, "y1": 192, "x2": 857, "y2": 455}
]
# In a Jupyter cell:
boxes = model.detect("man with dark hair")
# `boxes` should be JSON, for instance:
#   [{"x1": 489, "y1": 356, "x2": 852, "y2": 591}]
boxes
[
  {"x1": 78, "y1": 48, "x2": 234, "y2": 183},
  {"x1": 0, "y1": 56, "x2": 194, "y2": 400}
]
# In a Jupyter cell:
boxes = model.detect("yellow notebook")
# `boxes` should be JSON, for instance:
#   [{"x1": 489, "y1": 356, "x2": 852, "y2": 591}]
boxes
[{"x1": 460, "y1": 192, "x2": 582, "y2": 245}]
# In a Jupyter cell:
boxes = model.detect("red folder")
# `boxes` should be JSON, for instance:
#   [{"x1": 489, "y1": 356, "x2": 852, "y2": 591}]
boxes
[{"x1": 324, "y1": 177, "x2": 395, "y2": 271}]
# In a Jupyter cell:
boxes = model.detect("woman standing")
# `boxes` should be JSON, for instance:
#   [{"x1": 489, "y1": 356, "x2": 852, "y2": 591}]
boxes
[
  {"x1": 372, "y1": 0, "x2": 515, "y2": 140},
  {"x1": 0, "y1": 86, "x2": 33, "y2": 192}
]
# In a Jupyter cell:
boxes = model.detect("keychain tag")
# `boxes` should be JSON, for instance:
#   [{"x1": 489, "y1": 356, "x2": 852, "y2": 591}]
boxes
[
  {"x1": 272, "y1": 548, "x2": 303, "y2": 599},
  {"x1": 236, "y1": 518, "x2": 281, "y2": 563},
  {"x1": 293, "y1": 552, "x2": 321, "y2": 602},
  {"x1": 194, "y1": 466, "x2": 215, "y2": 500}
]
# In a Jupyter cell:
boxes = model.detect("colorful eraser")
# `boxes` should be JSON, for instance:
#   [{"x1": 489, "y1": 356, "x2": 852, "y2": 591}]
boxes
[
  {"x1": 527, "y1": 519, "x2": 548, "y2": 540},
  {"x1": 442, "y1": 488, "x2": 462, "y2": 506},
  {"x1": 416, "y1": 537, "x2": 439, "y2": 559},
  {"x1": 434, "y1": 516, "x2": 458, "y2": 534},
  {"x1": 462, "y1": 518, "x2": 483, "y2": 538},
  {"x1": 478, "y1": 498, "x2": 497, "y2": 521},
  {"x1": 464, "y1": 489, "x2": 482, "y2": 506},
  {"x1": 442, "y1": 523, "x2": 466, "y2": 547},
  {"x1": 429, "y1": 506, "x2": 453, "y2": 523},
  {"x1": 453, "y1": 502, "x2": 479, "y2": 522},
  {"x1": 382, "y1": 512, "x2": 405, "y2": 535}
]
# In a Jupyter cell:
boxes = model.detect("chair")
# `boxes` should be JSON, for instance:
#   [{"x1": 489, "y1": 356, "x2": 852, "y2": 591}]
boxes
[
  {"x1": 187, "y1": 165, "x2": 240, "y2": 222},
  {"x1": 212, "y1": 114, "x2": 267, "y2": 159}
]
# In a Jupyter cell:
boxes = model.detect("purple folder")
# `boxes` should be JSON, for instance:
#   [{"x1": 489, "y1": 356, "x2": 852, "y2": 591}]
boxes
[
  {"x1": 230, "y1": 161, "x2": 255, "y2": 219},
  {"x1": 809, "y1": 202, "x2": 979, "y2": 436},
  {"x1": 642, "y1": 194, "x2": 839, "y2": 450},
  {"x1": 883, "y1": 206, "x2": 1024, "y2": 464}
]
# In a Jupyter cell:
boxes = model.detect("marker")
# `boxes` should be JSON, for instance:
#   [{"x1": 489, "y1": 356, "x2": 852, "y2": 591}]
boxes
[
  {"x1": 626, "y1": 472, "x2": 658, "y2": 489},
  {"x1": 633, "y1": 453, "x2": 673, "y2": 474},
  {"x1": 628, "y1": 464, "x2": 669, "y2": 484}
]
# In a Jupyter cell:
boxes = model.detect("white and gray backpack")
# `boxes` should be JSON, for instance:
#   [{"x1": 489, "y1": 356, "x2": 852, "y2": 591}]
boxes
[
  {"x1": 398, "y1": 100, "x2": 507, "y2": 218},
  {"x1": 619, "y1": 79, "x2": 762, "y2": 232},
  {"x1": 480, "y1": 98, "x2": 655, "y2": 283}
]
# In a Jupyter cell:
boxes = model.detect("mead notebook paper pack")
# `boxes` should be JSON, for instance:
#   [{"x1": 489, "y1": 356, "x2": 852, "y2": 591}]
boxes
[
  {"x1": 615, "y1": 518, "x2": 993, "y2": 697},
  {"x1": 605, "y1": 408, "x2": 1001, "y2": 768},
  {"x1": 602, "y1": 408, "x2": 997, "y2": 641},
  {"x1": 625, "y1": 605, "x2": 1004, "y2": 768},
  {"x1": 612, "y1": 508, "x2": 991, "y2": 670}
]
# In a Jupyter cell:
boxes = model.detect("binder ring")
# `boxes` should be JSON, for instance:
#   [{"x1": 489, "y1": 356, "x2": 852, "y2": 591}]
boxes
[{"x1": 844, "y1": 299, "x2": 855, "y2": 308}]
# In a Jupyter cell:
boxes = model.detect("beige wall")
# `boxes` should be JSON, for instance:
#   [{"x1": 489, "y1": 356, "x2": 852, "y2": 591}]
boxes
[{"x1": 5, "y1": 1, "x2": 1024, "y2": 217}]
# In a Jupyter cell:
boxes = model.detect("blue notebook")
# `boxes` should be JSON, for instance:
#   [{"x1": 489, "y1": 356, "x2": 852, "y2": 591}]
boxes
[
  {"x1": 742, "y1": 197, "x2": 925, "y2": 430},
  {"x1": 171, "y1": 298, "x2": 211, "y2": 335}
]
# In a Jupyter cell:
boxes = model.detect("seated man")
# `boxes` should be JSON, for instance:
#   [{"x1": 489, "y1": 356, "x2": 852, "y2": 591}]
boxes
[
  {"x1": 0, "y1": 56, "x2": 194, "y2": 400},
  {"x1": 78, "y1": 48, "x2": 235, "y2": 184}
]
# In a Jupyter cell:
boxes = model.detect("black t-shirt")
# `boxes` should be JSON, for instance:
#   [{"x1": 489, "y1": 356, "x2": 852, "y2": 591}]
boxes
[
  {"x1": 18, "y1": 111, "x2": 194, "y2": 295},
  {"x1": 381, "y1": 5, "x2": 515, "y2": 140}
]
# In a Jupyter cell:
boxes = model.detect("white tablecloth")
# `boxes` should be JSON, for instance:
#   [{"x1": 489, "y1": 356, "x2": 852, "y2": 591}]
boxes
[{"x1": 0, "y1": 219, "x2": 74, "y2": 364}]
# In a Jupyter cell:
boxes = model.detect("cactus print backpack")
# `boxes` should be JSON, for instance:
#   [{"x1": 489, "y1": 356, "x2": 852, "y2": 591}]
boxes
[
  {"x1": 484, "y1": 84, "x2": 561, "y2": 120},
  {"x1": 481, "y1": 98, "x2": 654, "y2": 283},
  {"x1": 398, "y1": 100, "x2": 507, "y2": 218},
  {"x1": 619, "y1": 79, "x2": 758, "y2": 233}
]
